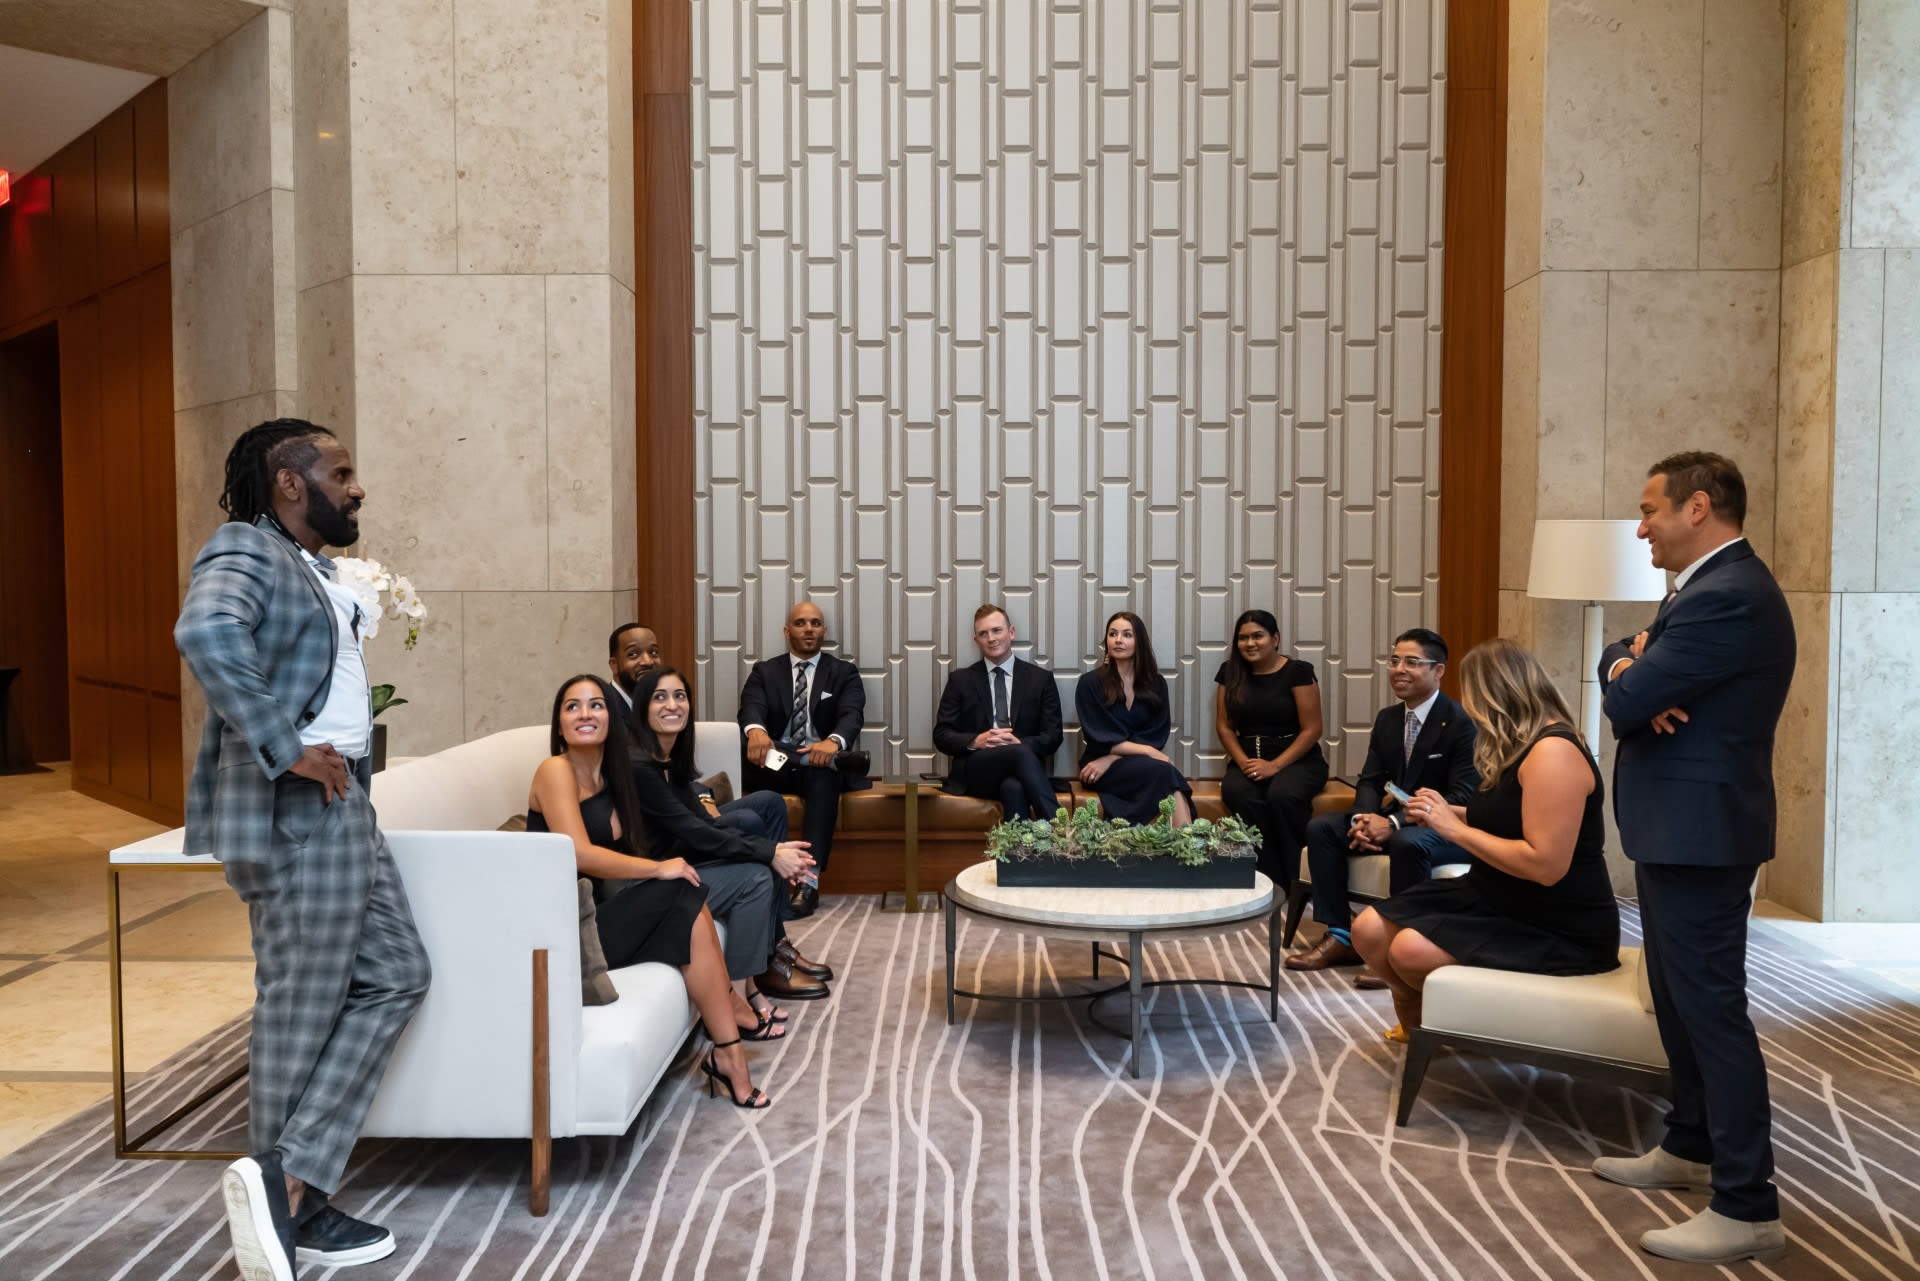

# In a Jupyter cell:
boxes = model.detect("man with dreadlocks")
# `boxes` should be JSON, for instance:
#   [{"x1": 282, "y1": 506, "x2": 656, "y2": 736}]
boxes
[{"x1": 175, "y1": 419, "x2": 430, "y2": 1281}]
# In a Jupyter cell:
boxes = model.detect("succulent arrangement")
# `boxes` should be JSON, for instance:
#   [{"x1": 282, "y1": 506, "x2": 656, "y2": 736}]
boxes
[{"x1": 986, "y1": 795, "x2": 1261, "y2": 868}]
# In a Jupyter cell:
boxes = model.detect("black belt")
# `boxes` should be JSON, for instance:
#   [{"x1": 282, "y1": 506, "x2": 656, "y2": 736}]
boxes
[{"x1": 1237, "y1": 732, "x2": 1296, "y2": 760}]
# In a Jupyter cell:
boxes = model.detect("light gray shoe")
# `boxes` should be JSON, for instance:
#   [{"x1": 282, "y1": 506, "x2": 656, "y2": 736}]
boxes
[
  {"x1": 1592, "y1": 1147, "x2": 1713, "y2": 1191},
  {"x1": 1641, "y1": 1209, "x2": 1786, "y2": 1264}
]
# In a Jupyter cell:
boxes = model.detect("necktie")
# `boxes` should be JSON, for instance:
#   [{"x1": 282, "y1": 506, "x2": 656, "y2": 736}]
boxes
[
  {"x1": 787, "y1": 660, "x2": 812, "y2": 744},
  {"x1": 993, "y1": 665, "x2": 1010, "y2": 726},
  {"x1": 1403, "y1": 710, "x2": 1421, "y2": 772}
]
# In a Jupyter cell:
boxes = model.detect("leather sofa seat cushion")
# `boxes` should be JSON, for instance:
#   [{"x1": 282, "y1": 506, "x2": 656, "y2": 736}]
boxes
[
  {"x1": 1422, "y1": 947, "x2": 1668, "y2": 1068},
  {"x1": 841, "y1": 788, "x2": 1003, "y2": 832}
]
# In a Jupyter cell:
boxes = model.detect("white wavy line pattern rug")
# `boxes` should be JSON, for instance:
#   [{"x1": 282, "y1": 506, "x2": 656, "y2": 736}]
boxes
[{"x1": 1, "y1": 896, "x2": 1916, "y2": 1280}]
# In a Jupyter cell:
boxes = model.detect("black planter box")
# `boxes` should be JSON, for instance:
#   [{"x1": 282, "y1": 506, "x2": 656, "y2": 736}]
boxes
[{"x1": 994, "y1": 853, "x2": 1257, "y2": 889}]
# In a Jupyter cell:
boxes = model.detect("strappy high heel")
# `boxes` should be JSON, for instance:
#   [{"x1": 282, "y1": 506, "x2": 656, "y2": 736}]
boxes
[
  {"x1": 746, "y1": 988, "x2": 790, "y2": 1025},
  {"x1": 737, "y1": 1009, "x2": 787, "y2": 1042},
  {"x1": 700, "y1": 1038, "x2": 770, "y2": 1109}
]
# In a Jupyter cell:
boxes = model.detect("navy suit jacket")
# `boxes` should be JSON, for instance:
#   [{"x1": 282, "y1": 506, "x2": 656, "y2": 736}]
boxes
[
  {"x1": 1599, "y1": 540, "x2": 1795, "y2": 867},
  {"x1": 738, "y1": 650, "x2": 866, "y2": 751},
  {"x1": 931, "y1": 657, "x2": 1065, "y2": 794},
  {"x1": 1350, "y1": 692, "x2": 1480, "y2": 816}
]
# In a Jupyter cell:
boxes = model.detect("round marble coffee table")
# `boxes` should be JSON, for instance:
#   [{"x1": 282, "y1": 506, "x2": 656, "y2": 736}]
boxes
[{"x1": 942, "y1": 861, "x2": 1281, "y2": 1078}]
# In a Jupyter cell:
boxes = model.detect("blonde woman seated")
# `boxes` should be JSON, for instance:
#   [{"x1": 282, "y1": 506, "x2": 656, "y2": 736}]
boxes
[
  {"x1": 1353, "y1": 639, "x2": 1620, "y2": 1040},
  {"x1": 526, "y1": 675, "x2": 771, "y2": 1108}
]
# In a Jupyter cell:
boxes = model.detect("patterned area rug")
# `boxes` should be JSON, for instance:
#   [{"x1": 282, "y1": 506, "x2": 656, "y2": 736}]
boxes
[{"x1": 2, "y1": 896, "x2": 1916, "y2": 1280}]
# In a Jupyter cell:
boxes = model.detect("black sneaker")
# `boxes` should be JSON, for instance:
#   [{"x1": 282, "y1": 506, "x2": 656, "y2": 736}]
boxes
[
  {"x1": 220, "y1": 1153, "x2": 296, "y2": 1281},
  {"x1": 295, "y1": 1204, "x2": 397, "y2": 1267}
]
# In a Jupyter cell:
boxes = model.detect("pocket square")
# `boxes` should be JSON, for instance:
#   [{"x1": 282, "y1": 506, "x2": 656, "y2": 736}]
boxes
[{"x1": 818, "y1": 692, "x2": 834, "y2": 701}]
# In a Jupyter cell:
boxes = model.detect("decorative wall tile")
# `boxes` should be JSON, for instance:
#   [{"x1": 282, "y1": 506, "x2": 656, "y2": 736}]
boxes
[
  {"x1": 1700, "y1": 0, "x2": 1785, "y2": 270},
  {"x1": 692, "y1": 0, "x2": 1447, "y2": 777}
]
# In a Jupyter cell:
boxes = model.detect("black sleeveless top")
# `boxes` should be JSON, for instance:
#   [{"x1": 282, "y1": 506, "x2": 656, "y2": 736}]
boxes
[
  {"x1": 1462, "y1": 725, "x2": 1618, "y2": 959},
  {"x1": 527, "y1": 784, "x2": 626, "y2": 898}
]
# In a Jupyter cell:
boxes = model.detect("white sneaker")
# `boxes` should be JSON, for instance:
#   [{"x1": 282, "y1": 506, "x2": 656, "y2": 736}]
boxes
[
  {"x1": 1641, "y1": 1208, "x2": 1786, "y2": 1264},
  {"x1": 220, "y1": 1155, "x2": 296, "y2": 1281},
  {"x1": 1592, "y1": 1146, "x2": 1713, "y2": 1191}
]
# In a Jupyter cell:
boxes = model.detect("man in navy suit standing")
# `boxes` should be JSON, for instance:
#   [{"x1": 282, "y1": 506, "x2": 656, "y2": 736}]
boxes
[
  {"x1": 932, "y1": 604, "x2": 1064, "y2": 819},
  {"x1": 1592, "y1": 452, "x2": 1793, "y2": 1265},
  {"x1": 739, "y1": 601, "x2": 868, "y2": 917}
]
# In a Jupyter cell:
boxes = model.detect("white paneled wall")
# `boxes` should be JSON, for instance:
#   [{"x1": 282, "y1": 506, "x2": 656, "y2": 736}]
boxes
[{"x1": 692, "y1": 0, "x2": 1446, "y2": 778}]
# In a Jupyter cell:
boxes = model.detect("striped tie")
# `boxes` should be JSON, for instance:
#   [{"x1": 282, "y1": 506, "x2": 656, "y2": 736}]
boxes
[
  {"x1": 787, "y1": 660, "x2": 812, "y2": 744},
  {"x1": 1403, "y1": 710, "x2": 1420, "y2": 772}
]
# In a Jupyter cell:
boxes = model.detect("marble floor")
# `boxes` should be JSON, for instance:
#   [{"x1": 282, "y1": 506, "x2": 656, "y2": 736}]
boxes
[{"x1": 2, "y1": 769, "x2": 1917, "y2": 1164}]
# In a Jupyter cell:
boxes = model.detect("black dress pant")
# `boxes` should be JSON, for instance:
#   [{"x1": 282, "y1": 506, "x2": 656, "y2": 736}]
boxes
[
  {"x1": 743, "y1": 758, "x2": 843, "y2": 874},
  {"x1": 962, "y1": 744, "x2": 1061, "y2": 819},
  {"x1": 1636, "y1": 860, "x2": 1778, "y2": 1222},
  {"x1": 1220, "y1": 750, "x2": 1329, "y2": 888}
]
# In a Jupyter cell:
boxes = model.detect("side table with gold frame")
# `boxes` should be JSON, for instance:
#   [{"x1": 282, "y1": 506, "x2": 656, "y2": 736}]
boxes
[{"x1": 106, "y1": 830, "x2": 248, "y2": 1161}]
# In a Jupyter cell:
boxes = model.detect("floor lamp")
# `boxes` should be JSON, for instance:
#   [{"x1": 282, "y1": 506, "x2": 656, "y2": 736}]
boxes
[{"x1": 1526, "y1": 520, "x2": 1669, "y2": 756}]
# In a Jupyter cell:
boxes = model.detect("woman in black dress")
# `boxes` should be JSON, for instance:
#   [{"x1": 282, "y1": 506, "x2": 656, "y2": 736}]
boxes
[
  {"x1": 628, "y1": 665, "x2": 834, "y2": 1028},
  {"x1": 1074, "y1": 611, "x2": 1194, "y2": 824},
  {"x1": 525, "y1": 675, "x2": 771, "y2": 1108},
  {"x1": 1214, "y1": 609, "x2": 1329, "y2": 887},
  {"x1": 1353, "y1": 639, "x2": 1620, "y2": 1040}
]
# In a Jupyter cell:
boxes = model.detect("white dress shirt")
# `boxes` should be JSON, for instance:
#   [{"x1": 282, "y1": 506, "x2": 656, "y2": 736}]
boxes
[{"x1": 298, "y1": 549, "x2": 372, "y2": 759}]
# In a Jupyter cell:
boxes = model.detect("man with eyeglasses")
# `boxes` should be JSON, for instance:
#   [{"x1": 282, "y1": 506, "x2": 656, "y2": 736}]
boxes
[{"x1": 1287, "y1": 628, "x2": 1479, "y2": 975}]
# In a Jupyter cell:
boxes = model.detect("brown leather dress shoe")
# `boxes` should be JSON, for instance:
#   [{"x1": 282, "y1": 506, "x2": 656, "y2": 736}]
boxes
[
  {"x1": 776, "y1": 936, "x2": 833, "y2": 982},
  {"x1": 1353, "y1": 969, "x2": 1389, "y2": 990},
  {"x1": 1283, "y1": 935, "x2": 1364, "y2": 971},
  {"x1": 756, "y1": 953, "x2": 830, "y2": 1001}
]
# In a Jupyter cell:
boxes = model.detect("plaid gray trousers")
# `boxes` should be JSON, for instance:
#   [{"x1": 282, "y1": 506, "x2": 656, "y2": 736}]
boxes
[{"x1": 224, "y1": 775, "x2": 430, "y2": 1195}]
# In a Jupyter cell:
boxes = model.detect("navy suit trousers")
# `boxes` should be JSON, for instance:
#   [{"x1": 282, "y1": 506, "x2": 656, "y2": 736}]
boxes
[{"x1": 1636, "y1": 861, "x2": 1778, "y2": 1222}]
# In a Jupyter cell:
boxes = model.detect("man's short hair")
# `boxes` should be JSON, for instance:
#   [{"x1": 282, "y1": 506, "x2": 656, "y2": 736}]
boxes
[
  {"x1": 1395, "y1": 627, "x2": 1448, "y2": 665},
  {"x1": 1649, "y1": 451, "x2": 1746, "y2": 528},
  {"x1": 973, "y1": 603, "x2": 1009, "y2": 628},
  {"x1": 609, "y1": 622, "x2": 645, "y2": 658}
]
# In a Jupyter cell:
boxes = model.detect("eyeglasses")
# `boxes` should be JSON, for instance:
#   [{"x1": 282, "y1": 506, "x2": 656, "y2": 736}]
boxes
[{"x1": 1383, "y1": 656, "x2": 1440, "y2": 670}]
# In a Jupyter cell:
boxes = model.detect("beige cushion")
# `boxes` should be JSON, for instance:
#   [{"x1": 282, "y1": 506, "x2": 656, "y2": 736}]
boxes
[
  {"x1": 497, "y1": 813, "x2": 529, "y2": 833},
  {"x1": 577, "y1": 879, "x2": 618, "y2": 1007},
  {"x1": 1422, "y1": 947, "x2": 1666, "y2": 1069},
  {"x1": 699, "y1": 772, "x2": 735, "y2": 807}
]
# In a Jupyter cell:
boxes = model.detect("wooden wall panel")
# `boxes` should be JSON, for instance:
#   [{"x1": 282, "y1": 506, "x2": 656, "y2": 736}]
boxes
[
  {"x1": 1436, "y1": 0, "x2": 1506, "y2": 679},
  {"x1": 0, "y1": 85, "x2": 179, "y2": 819},
  {"x1": 140, "y1": 268, "x2": 179, "y2": 695},
  {"x1": 99, "y1": 283, "x2": 146, "y2": 683},
  {"x1": 133, "y1": 83, "x2": 170, "y2": 275},
  {"x1": 50, "y1": 138, "x2": 98, "y2": 309},
  {"x1": 69, "y1": 680, "x2": 109, "y2": 786},
  {"x1": 59, "y1": 302, "x2": 107, "y2": 684},
  {"x1": 94, "y1": 106, "x2": 140, "y2": 291},
  {"x1": 634, "y1": 0, "x2": 696, "y2": 673},
  {"x1": 108, "y1": 687, "x2": 150, "y2": 798}
]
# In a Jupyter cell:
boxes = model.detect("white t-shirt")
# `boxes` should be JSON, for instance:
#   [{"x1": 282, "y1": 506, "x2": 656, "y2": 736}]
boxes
[{"x1": 298, "y1": 549, "x2": 373, "y2": 759}]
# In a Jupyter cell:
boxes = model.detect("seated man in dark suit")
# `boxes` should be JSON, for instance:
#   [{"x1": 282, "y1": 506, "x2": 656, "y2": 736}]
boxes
[
  {"x1": 739, "y1": 601, "x2": 869, "y2": 918},
  {"x1": 1288, "y1": 627, "x2": 1478, "y2": 973},
  {"x1": 932, "y1": 604, "x2": 1064, "y2": 819}
]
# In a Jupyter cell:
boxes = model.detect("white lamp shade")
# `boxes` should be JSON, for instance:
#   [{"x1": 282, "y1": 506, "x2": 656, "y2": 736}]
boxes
[{"x1": 1526, "y1": 519, "x2": 1669, "y2": 602}]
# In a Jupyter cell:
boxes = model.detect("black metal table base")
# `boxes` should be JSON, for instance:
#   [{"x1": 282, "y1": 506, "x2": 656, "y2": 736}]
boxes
[{"x1": 945, "y1": 897, "x2": 1282, "y2": 1079}]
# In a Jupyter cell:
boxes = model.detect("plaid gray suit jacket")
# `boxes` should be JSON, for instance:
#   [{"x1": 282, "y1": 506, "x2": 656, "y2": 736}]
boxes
[{"x1": 175, "y1": 516, "x2": 373, "y2": 863}]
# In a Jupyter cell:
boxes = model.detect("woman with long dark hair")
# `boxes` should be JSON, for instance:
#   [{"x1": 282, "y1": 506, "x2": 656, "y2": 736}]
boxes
[
  {"x1": 1214, "y1": 608, "x2": 1329, "y2": 887},
  {"x1": 525, "y1": 675, "x2": 772, "y2": 1108},
  {"x1": 627, "y1": 665, "x2": 834, "y2": 1030},
  {"x1": 1353, "y1": 639, "x2": 1619, "y2": 1041},
  {"x1": 1073, "y1": 611, "x2": 1194, "y2": 824}
]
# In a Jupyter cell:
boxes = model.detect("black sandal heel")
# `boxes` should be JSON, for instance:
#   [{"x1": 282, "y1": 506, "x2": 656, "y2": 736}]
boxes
[{"x1": 700, "y1": 1038, "x2": 770, "y2": 1109}]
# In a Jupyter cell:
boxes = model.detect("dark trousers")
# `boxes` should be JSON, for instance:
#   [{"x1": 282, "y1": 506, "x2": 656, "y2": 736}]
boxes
[
  {"x1": 961, "y1": 744, "x2": 1061, "y2": 819},
  {"x1": 1220, "y1": 751, "x2": 1329, "y2": 888},
  {"x1": 1304, "y1": 811, "x2": 1466, "y2": 934},
  {"x1": 1636, "y1": 861, "x2": 1778, "y2": 1222},
  {"x1": 717, "y1": 791, "x2": 793, "y2": 940},
  {"x1": 743, "y1": 758, "x2": 843, "y2": 873}
]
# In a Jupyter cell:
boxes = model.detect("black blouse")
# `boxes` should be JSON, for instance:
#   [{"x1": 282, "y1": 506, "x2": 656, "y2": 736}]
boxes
[
  {"x1": 1214, "y1": 658, "x2": 1317, "y2": 739},
  {"x1": 630, "y1": 757, "x2": 776, "y2": 867}
]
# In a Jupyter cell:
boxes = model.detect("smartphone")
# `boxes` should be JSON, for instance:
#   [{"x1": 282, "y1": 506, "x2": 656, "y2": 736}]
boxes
[
  {"x1": 763, "y1": 746, "x2": 789, "y2": 771},
  {"x1": 1384, "y1": 781, "x2": 1414, "y2": 807}
]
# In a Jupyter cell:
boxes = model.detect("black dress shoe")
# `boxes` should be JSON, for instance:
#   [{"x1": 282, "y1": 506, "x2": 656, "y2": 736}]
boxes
[
  {"x1": 789, "y1": 883, "x2": 821, "y2": 918},
  {"x1": 756, "y1": 952, "x2": 830, "y2": 1000},
  {"x1": 296, "y1": 1204, "x2": 396, "y2": 1267},
  {"x1": 776, "y1": 935, "x2": 833, "y2": 982},
  {"x1": 221, "y1": 1152, "x2": 296, "y2": 1281}
]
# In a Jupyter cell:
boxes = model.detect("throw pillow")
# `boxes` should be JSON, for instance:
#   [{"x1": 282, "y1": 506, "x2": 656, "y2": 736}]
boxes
[
  {"x1": 577, "y1": 878, "x2": 619, "y2": 1006},
  {"x1": 699, "y1": 772, "x2": 736, "y2": 807},
  {"x1": 498, "y1": 814, "x2": 529, "y2": 832}
]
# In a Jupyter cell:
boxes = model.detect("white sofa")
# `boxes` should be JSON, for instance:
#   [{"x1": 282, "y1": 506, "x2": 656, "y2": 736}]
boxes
[{"x1": 361, "y1": 721, "x2": 744, "y2": 1212}]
